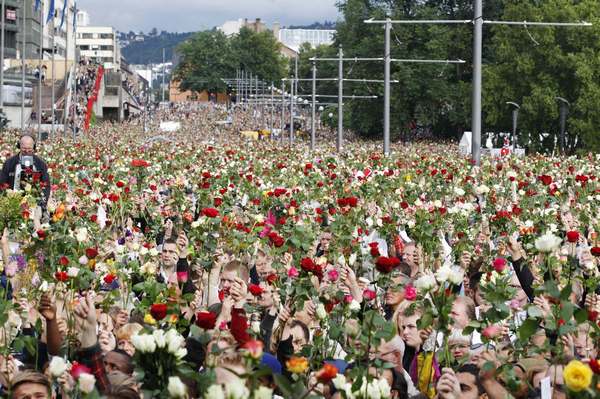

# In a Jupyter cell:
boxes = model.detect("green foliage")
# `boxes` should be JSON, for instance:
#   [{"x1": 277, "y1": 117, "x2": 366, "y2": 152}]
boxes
[
  {"x1": 174, "y1": 28, "x2": 287, "y2": 95},
  {"x1": 483, "y1": 0, "x2": 600, "y2": 153}
]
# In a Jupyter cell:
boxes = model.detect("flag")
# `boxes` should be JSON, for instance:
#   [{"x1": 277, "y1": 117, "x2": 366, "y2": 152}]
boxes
[
  {"x1": 59, "y1": 0, "x2": 67, "y2": 29},
  {"x1": 35, "y1": 0, "x2": 41, "y2": 12},
  {"x1": 46, "y1": 0, "x2": 55, "y2": 24}
]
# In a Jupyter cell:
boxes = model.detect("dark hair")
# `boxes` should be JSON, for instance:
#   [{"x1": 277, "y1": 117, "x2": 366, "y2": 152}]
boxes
[
  {"x1": 290, "y1": 320, "x2": 310, "y2": 341},
  {"x1": 105, "y1": 385, "x2": 141, "y2": 399},
  {"x1": 108, "y1": 349, "x2": 135, "y2": 375},
  {"x1": 390, "y1": 368, "x2": 408, "y2": 397},
  {"x1": 10, "y1": 371, "x2": 51, "y2": 398},
  {"x1": 457, "y1": 364, "x2": 485, "y2": 395},
  {"x1": 163, "y1": 237, "x2": 178, "y2": 247}
]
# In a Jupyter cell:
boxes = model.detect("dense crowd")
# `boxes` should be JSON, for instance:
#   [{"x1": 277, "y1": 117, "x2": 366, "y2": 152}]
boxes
[{"x1": 0, "y1": 105, "x2": 599, "y2": 399}]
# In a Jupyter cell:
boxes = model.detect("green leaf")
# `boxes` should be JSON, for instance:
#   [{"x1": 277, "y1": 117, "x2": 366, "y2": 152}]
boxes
[
  {"x1": 574, "y1": 308, "x2": 589, "y2": 324},
  {"x1": 518, "y1": 318, "x2": 539, "y2": 342}
]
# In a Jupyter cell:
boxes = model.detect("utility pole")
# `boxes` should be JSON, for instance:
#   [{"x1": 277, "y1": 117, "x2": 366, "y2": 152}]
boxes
[
  {"x1": 20, "y1": 0, "x2": 26, "y2": 131},
  {"x1": 0, "y1": 0, "x2": 6, "y2": 117},
  {"x1": 383, "y1": 17, "x2": 391, "y2": 155},
  {"x1": 38, "y1": 0, "x2": 44, "y2": 142},
  {"x1": 280, "y1": 80, "x2": 285, "y2": 142},
  {"x1": 311, "y1": 62, "x2": 316, "y2": 151},
  {"x1": 51, "y1": 11, "x2": 56, "y2": 136},
  {"x1": 161, "y1": 48, "x2": 165, "y2": 103},
  {"x1": 337, "y1": 46, "x2": 343, "y2": 152},
  {"x1": 471, "y1": 0, "x2": 483, "y2": 166}
]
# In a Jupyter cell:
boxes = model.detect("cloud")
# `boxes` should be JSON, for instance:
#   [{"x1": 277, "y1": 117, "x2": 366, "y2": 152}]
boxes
[{"x1": 76, "y1": 0, "x2": 340, "y2": 33}]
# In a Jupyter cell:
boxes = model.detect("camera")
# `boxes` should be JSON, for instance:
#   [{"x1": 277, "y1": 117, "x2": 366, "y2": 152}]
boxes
[{"x1": 20, "y1": 155, "x2": 34, "y2": 169}]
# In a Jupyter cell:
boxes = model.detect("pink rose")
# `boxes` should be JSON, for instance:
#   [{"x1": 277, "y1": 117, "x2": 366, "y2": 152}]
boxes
[
  {"x1": 344, "y1": 294, "x2": 354, "y2": 303},
  {"x1": 482, "y1": 324, "x2": 502, "y2": 339},
  {"x1": 404, "y1": 285, "x2": 417, "y2": 301},
  {"x1": 287, "y1": 267, "x2": 299, "y2": 278},
  {"x1": 327, "y1": 269, "x2": 339, "y2": 282}
]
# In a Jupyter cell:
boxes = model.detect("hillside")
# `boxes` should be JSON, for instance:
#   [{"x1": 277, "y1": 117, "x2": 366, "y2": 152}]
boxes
[{"x1": 120, "y1": 31, "x2": 195, "y2": 64}]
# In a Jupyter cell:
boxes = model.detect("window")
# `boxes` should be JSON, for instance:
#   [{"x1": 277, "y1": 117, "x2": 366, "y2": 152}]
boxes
[{"x1": 82, "y1": 33, "x2": 93, "y2": 39}]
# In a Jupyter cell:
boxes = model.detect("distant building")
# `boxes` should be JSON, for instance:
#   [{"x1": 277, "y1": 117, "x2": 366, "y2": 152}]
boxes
[
  {"x1": 76, "y1": 26, "x2": 121, "y2": 70},
  {"x1": 218, "y1": 18, "x2": 267, "y2": 36},
  {"x1": 277, "y1": 28, "x2": 335, "y2": 52},
  {"x1": 76, "y1": 10, "x2": 90, "y2": 27},
  {"x1": 1, "y1": 0, "x2": 20, "y2": 59},
  {"x1": 169, "y1": 81, "x2": 228, "y2": 104}
]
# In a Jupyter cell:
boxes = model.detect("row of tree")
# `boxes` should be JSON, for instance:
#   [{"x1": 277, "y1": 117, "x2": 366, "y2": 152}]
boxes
[{"x1": 174, "y1": 1, "x2": 600, "y2": 152}]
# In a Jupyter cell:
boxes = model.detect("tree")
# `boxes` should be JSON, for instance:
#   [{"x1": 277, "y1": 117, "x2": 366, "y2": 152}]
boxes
[
  {"x1": 483, "y1": 0, "x2": 600, "y2": 153},
  {"x1": 174, "y1": 30, "x2": 236, "y2": 93},
  {"x1": 230, "y1": 27, "x2": 287, "y2": 84}
]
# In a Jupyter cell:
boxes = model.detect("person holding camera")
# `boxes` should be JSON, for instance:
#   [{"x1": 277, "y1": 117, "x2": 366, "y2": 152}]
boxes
[{"x1": 0, "y1": 134, "x2": 51, "y2": 207}]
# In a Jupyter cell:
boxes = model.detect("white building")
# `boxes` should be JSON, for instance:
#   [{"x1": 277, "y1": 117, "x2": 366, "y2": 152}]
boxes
[
  {"x1": 38, "y1": 0, "x2": 77, "y2": 61},
  {"x1": 217, "y1": 19, "x2": 245, "y2": 36},
  {"x1": 277, "y1": 29, "x2": 335, "y2": 52},
  {"x1": 76, "y1": 26, "x2": 121, "y2": 70},
  {"x1": 76, "y1": 10, "x2": 90, "y2": 27}
]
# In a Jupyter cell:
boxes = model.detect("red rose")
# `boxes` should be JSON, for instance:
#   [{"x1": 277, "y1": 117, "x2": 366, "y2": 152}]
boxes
[
  {"x1": 588, "y1": 310, "x2": 599, "y2": 322},
  {"x1": 566, "y1": 231, "x2": 579, "y2": 243},
  {"x1": 70, "y1": 362, "x2": 92, "y2": 379},
  {"x1": 150, "y1": 303, "x2": 168, "y2": 321},
  {"x1": 492, "y1": 257, "x2": 507, "y2": 273},
  {"x1": 36, "y1": 229, "x2": 46, "y2": 240},
  {"x1": 337, "y1": 198, "x2": 349, "y2": 207},
  {"x1": 375, "y1": 256, "x2": 401, "y2": 274},
  {"x1": 201, "y1": 208, "x2": 219, "y2": 218},
  {"x1": 400, "y1": 201, "x2": 409, "y2": 209},
  {"x1": 116, "y1": 181, "x2": 125, "y2": 188},
  {"x1": 316, "y1": 363, "x2": 338, "y2": 383},
  {"x1": 591, "y1": 247, "x2": 600, "y2": 257},
  {"x1": 85, "y1": 248, "x2": 99, "y2": 259},
  {"x1": 538, "y1": 175, "x2": 553, "y2": 186},
  {"x1": 300, "y1": 258, "x2": 316, "y2": 272},
  {"x1": 214, "y1": 198, "x2": 223, "y2": 207},
  {"x1": 266, "y1": 273, "x2": 278, "y2": 284},
  {"x1": 590, "y1": 359, "x2": 600, "y2": 375},
  {"x1": 404, "y1": 285, "x2": 417, "y2": 301},
  {"x1": 248, "y1": 284, "x2": 264, "y2": 297},
  {"x1": 195, "y1": 311, "x2": 217, "y2": 329},
  {"x1": 347, "y1": 197, "x2": 358, "y2": 207},
  {"x1": 131, "y1": 159, "x2": 150, "y2": 167},
  {"x1": 54, "y1": 271, "x2": 69, "y2": 282},
  {"x1": 103, "y1": 274, "x2": 117, "y2": 284},
  {"x1": 59, "y1": 256, "x2": 69, "y2": 266},
  {"x1": 363, "y1": 289, "x2": 376, "y2": 301}
]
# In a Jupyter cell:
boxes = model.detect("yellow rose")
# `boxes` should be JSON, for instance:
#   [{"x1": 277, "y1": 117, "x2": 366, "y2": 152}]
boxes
[
  {"x1": 144, "y1": 313, "x2": 157, "y2": 325},
  {"x1": 563, "y1": 360, "x2": 593, "y2": 392},
  {"x1": 286, "y1": 356, "x2": 309, "y2": 374}
]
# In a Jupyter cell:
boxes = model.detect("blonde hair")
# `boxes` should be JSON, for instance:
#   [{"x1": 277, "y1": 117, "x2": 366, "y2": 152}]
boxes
[{"x1": 115, "y1": 323, "x2": 143, "y2": 341}]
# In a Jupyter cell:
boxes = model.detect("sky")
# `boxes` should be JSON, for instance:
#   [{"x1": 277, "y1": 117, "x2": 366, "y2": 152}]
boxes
[{"x1": 76, "y1": 0, "x2": 340, "y2": 33}]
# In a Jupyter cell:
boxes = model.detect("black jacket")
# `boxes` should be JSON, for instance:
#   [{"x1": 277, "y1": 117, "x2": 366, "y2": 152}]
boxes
[{"x1": 0, "y1": 154, "x2": 51, "y2": 205}]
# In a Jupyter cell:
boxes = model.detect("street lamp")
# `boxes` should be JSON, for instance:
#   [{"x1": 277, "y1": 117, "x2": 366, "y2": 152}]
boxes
[
  {"x1": 555, "y1": 97, "x2": 570, "y2": 154},
  {"x1": 506, "y1": 102, "x2": 520, "y2": 148}
]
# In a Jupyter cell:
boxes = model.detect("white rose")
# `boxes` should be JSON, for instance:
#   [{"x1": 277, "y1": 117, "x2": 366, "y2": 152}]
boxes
[
  {"x1": 251, "y1": 321, "x2": 261, "y2": 334},
  {"x1": 378, "y1": 377, "x2": 392, "y2": 397},
  {"x1": 67, "y1": 267, "x2": 80, "y2": 278},
  {"x1": 174, "y1": 347, "x2": 187, "y2": 360},
  {"x1": 414, "y1": 274, "x2": 436, "y2": 291},
  {"x1": 366, "y1": 380, "x2": 382, "y2": 399},
  {"x1": 78, "y1": 255, "x2": 88, "y2": 265},
  {"x1": 39, "y1": 280, "x2": 49, "y2": 292},
  {"x1": 348, "y1": 253, "x2": 357, "y2": 266},
  {"x1": 366, "y1": 217, "x2": 374, "y2": 227},
  {"x1": 316, "y1": 303, "x2": 327, "y2": 320},
  {"x1": 433, "y1": 200, "x2": 442, "y2": 208},
  {"x1": 131, "y1": 333, "x2": 156, "y2": 353},
  {"x1": 139, "y1": 246, "x2": 149, "y2": 256},
  {"x1": 348, "y1": 300, "x2": 361, "y2": 312},
  {"x1": 165, "y1": 329, "x2": 185, "y2": 354},
  {"x1": 448, "y1": 267, "x2": 465, "y2": 285},
  {"x1": 78, "y1": 372, "x2": 96, "y2": 394},
  {"x1": 435, "y1": 266, "x2": 452, "y2": 283},
  {"x1": 75, "y1": 227, "x2": 88, "y2": 243},
  {"x1": 205, "y1": 384, "x2": 225, "y2": 399},
  {"x1": 167, "y1": 376, "x2": 187, "y2": 398},
  {"x1": 454, "y1": 187, "x2": 465, "y2": 196},
  {"x1": 149, "y1": 248, "x2": 159, "y2": 257},
  {"x1": 131, "y1": 242, "x2": 140, "y2": 251},
  {"x1": 225, "y1": 379, "x2": 249, "y2": 399},
  {"x1": 475, "y1": 185, "x2": 490, "y2": 195},
  {"x1": 535, "y1": 232, "x2": 562, "y2": 253},
  {"x1": 253, "y1": 386, "x2": 274, "y2": 399},
  {"x1": 191, "y1": 220, "x2": 201, "y2": 228},
  {"x1": 48, "y1": 356, "x2": 68, "y2": 378},
  {"x1": 333, "y1": 374, "x2": 348, "y2": 390},
  {"x1": 153, "y1": 329, "x2": 166, "y2": 348}
]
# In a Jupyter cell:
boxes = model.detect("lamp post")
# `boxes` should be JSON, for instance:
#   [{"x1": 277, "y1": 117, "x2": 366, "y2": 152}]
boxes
[
  {"x1": 506, "y1": 101, "x2": 520, "y2": 148},
  {"x1": 556, "y1": 97, "x2": 569, "y2": 154}
]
